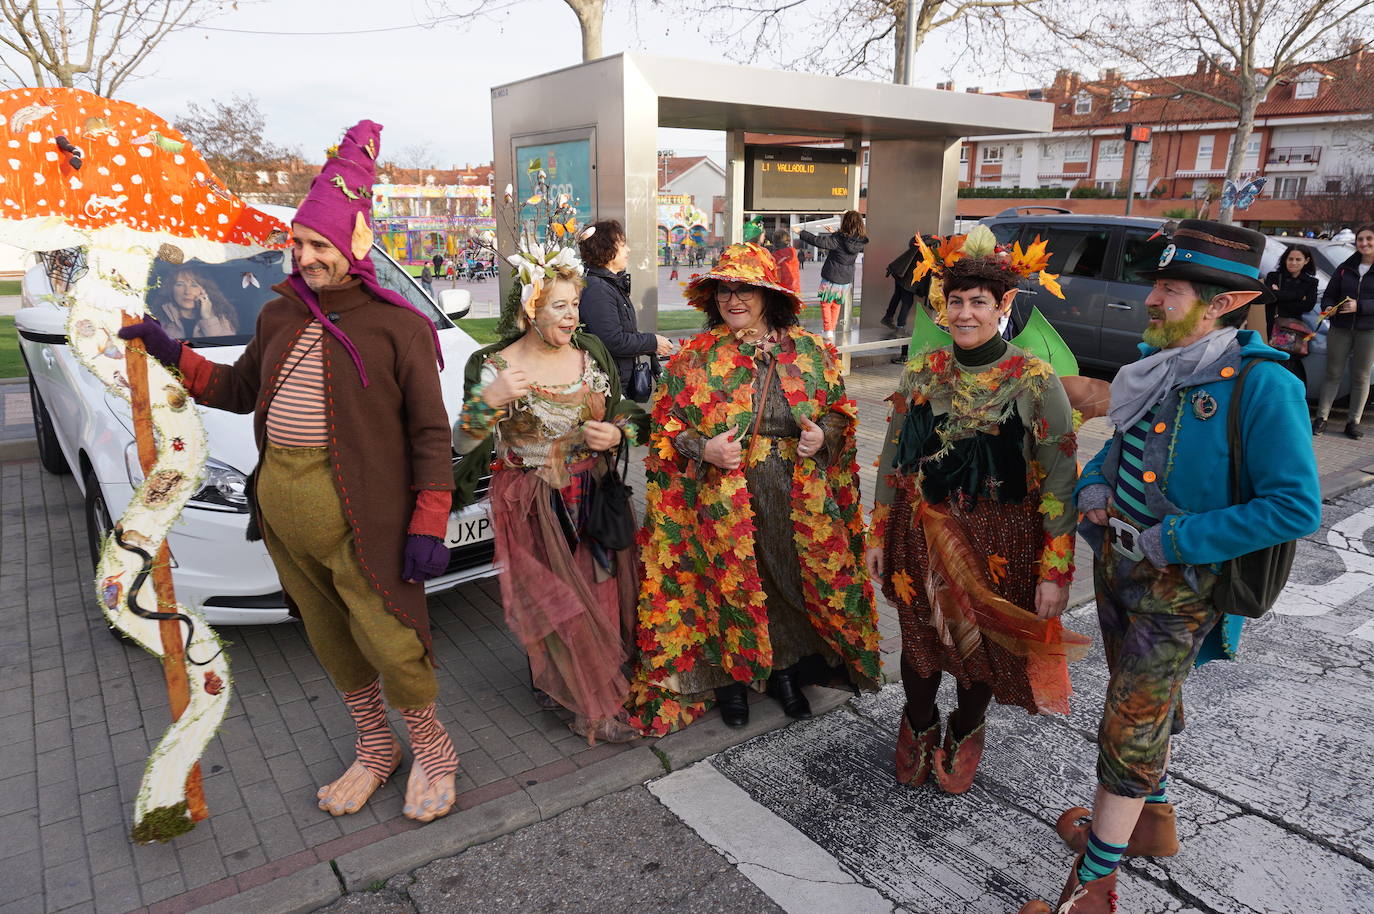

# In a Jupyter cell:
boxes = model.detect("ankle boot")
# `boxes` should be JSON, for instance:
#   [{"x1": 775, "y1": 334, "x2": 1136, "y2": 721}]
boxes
[
  {"x1": 894, "y1": 705, "x2": 941, "y2": 786},
  {"x1": 1018, "y1": 855, "x2": 1119, "y2": 914},
  {"x1": 1345, "y1": 421, "x2": 1364, "y2": 439},
  {"x1": 714, "y1": 682, "x2": 750, "y2": 728},
  {"x1": 1313, "y1": 417, "x2": 1327, "y2": 434},
  {"x1": 765, "y1": 667, "x2": 813, "y2": 720},
  {"x1": 931, "y1": 712, "x2": 985, "y2": 794},
  {"x1": 1056, "y1": 802, "x2": 1179, "y2": 858}
]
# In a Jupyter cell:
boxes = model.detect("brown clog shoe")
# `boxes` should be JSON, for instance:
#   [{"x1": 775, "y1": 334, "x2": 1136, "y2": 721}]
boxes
[
  {"x1": 1056, "y1": 802, "x2": 1179, "y2": 858},
  {"x1": 931, "y1": 713, "x2": 985, "y2": 794},
  {"x1": 1018, "y1": 854, "x2": 1119, "y2": 913},
  {"x1": 894, "y1": 706, "x2": 941, "y2": 786}
]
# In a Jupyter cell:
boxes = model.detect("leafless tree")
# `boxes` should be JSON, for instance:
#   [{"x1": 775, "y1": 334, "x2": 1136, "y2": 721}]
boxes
[
  {"x1": 0, "y1": 0, "x2": 227, "y2": 97},
  {"x1": 175, "y1": 94, "x2": 308, "y2": 203},
  {"x1": 1031, "y1": 0, "x2": 1374, "y2": 223},
  {"x1": 670, "y1": 0, "x2": 1040, "y2": 84},
  {"x1": 426, "y1": 0, "x2": 609, "y2": 61},
  {"x1": 1299, "y1": 166, "x2": 1374, "y2": 231}
]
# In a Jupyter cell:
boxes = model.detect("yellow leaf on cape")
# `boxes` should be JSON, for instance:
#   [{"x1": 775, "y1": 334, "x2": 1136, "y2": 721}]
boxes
[{"x1": 892, "y1": 569, "x2": 917, "y2": 604}]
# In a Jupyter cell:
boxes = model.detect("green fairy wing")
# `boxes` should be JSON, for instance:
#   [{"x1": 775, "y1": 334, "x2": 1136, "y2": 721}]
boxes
[
  {"x1": 1011, "y1": 306, "x2": 1079, "y2": 377},
  {"x1": 906, "y1": 301, "x2": 951, "y2": 355}
]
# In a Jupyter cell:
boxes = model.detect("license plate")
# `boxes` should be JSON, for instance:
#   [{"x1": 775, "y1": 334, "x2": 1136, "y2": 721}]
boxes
[{"x1": 445, "y1": 511, "x2": 494, "y2": 549}]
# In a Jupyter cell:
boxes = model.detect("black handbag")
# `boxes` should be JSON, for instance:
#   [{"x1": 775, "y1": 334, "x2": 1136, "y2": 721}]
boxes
[
  {"x1": 1213, "y1": 360, "x2": 1296, "y2": 618},
  {"x1": 585, "y1": 445, "x2": 636, "y2": 552},
  {"x1": 626, "y1": 356, "x2": 656, "y2": 403}
]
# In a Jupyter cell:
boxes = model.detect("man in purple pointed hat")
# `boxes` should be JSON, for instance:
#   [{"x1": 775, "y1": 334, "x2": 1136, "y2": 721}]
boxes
[{"x1": 122, "y1": 120, "x2": 461, "y2": 823}]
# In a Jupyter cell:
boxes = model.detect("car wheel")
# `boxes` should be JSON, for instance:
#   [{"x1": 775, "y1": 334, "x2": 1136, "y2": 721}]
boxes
[
  {"x1": 82, "y1": 466, "x2": 126, "y2": 640},
  {"x1": 29, "y1": 378, "x2": 70, "y2": 475}
]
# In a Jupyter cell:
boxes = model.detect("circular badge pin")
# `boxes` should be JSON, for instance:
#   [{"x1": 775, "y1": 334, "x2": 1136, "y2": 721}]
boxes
[
  {"x1": 1192, "y1": 390, "x2": 1218, "y2": 420},
  {"x1": 1158, "y1": 244, "x2": 1177, "y2": 267}
]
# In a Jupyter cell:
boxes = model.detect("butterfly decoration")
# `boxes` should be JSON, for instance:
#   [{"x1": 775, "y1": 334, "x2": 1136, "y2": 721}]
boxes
[
  {"x1": 241, "y1": 272, "x2": 260, "y2": 289},
  {"x1": 549, "y1": 216, "x2": 577, "y2": 238},
  {"x1": 1220, "y1": 177, "x2": 1266, "y2": 212}
]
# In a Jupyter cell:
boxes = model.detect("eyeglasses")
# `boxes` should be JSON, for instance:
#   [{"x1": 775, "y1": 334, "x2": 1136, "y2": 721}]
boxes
[{"x1": 716, "y1": 284, "x2": 756, "y2": 302}]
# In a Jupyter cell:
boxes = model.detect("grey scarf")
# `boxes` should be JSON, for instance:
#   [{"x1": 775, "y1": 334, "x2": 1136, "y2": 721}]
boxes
[{"x1": 1108, "y1": 328, "x2": 1238, "y2": 431}]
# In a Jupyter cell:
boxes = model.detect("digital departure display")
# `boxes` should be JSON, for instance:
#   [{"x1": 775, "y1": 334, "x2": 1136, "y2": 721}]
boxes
[{"x1": 745, "y1": 146, "x2": 856, "y2": 212}]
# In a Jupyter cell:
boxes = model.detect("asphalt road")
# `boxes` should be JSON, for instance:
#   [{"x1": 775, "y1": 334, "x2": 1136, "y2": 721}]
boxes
[{"x1": 314, "y1": 482, "x2": 1374, "y2": 914}]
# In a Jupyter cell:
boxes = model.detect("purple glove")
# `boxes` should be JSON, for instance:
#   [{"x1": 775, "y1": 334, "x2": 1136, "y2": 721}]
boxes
[
  {"x1": 402, "y1": 534, "x2": 448, "y2": 583},
  {"x1": 117, "y1": 316, "x2": 182, "y2": 367}
]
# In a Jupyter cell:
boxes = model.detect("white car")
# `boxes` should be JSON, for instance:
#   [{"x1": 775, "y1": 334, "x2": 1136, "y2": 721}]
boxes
[{"x1": 15, "y1": 228, "x2": 496, "y2": 627}]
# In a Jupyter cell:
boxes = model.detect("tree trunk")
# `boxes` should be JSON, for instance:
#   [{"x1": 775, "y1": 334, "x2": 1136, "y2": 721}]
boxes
[
  {"x1": 1219, "y1": 84, "x2": 1259, "y2": 226},
  {"x1": 564, "y1": 0, "x2": 605, "y2": 62},
  {"x1": 893, "y1": 1, "x2": 909, "y2": 84}
]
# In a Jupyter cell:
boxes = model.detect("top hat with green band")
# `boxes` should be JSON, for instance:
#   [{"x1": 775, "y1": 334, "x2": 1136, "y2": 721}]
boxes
[{"x1": 1137, "y1": 219, "x2": 1273, "y2": 304}]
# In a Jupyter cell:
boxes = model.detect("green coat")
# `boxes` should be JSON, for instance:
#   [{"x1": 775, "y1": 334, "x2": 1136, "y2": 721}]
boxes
[{"x1": 452, "y1": 331, "x2": 649, "y2": 509}]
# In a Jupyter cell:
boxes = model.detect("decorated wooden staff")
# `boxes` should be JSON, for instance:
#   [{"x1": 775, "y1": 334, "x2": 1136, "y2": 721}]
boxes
[{"x1": 0, "y1": 87, "x2": 289, "y2": 841}]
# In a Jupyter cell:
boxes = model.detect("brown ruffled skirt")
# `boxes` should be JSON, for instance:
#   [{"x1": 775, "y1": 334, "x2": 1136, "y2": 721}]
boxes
[{"x1": 883, "y1": 487, "x2": 1070, "y2": 715}]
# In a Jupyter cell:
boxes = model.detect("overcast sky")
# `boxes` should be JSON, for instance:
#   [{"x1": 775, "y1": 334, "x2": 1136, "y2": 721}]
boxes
[{"x1": 101, "y1": 0, "x2": 1027, "y2": 168}]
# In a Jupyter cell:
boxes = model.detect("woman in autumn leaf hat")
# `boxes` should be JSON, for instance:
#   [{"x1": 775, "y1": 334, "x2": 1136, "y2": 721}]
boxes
[
  {"x1": 628, "y1": 242, "x2": 882, "y2": 737},
  {"x1": 866, "y1": 225, "x2": 1090, "y2": 795}
]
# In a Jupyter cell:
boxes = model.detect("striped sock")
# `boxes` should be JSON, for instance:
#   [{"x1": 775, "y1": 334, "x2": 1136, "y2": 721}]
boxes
[
  {"x1": 1077, "y1": 830, "x2": 1128, "y2": 884},
  {"x1": 400, "y1": 703, "x2": 460, "y2": 782},
  {"x1": 1146, "y1": 774, "x2": 1168, "y2": 804},
  {"x1": 341, "y1": 680, "x2": 397, "y2": 782}
]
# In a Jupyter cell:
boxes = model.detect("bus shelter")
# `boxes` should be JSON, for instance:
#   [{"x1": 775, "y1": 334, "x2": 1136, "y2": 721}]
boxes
[{"x1": 490, "y1": 53, "x2": 1051, "y2": 353}]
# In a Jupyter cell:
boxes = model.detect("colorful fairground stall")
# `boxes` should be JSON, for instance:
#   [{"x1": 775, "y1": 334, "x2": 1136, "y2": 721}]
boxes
[{"x1": 372, "y1": 182, "x2": 495, "y2": 266}]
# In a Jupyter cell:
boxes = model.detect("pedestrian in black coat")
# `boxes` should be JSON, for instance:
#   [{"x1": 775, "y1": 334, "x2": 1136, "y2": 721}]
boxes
[
  {"x1": 1264, "y1": 244, "x2": 1317, "y2": 386},
  {"x1": 577, "y1": 219, "x2": 674, "y2": 399}
]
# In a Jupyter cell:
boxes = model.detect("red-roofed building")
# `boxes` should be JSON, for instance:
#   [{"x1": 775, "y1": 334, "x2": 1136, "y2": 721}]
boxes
[{"x1": 955, "y1": 46, "x2": 1374, "y2": 229}]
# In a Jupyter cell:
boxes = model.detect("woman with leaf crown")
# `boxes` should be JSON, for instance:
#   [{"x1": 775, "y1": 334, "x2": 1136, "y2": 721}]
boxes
[
  {"x1": 453, "y1": 183, "x2": 648, "y2": 745},
  {"x1": 867, "y1": 225, "x2": 1089, "y2": 795},
  {"x1": 629, "y1": 242, "x2": 882, "y2": 737}
]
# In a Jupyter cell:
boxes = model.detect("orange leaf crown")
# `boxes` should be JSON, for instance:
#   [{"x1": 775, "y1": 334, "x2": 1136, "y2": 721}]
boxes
[{"x1": 911, "y1": 225, "x2": 1065, "y2": 315}]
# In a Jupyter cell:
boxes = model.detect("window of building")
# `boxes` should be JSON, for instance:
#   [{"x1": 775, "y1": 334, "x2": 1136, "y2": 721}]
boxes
[
  {"x1": 255, "y1": 171, "x2": 269, "y2": 185},
  {"x1": 1096, "y1": 180, "x2": 1118, "y2": 193},
  {"x1": 276, "y1": 171, "x2": 289, "y2": 185},
  {"x1": 1294, "y1": 75, "x2": 1320, "y2": 99},
  {"x1": 959, "y1": 145, "x2": 969, "y2": 163},
  {"x1": 1111, "y1": 90, "x2": 1131, "y2": 113},
  {"x1": 1195, "y1": 135, "x2": 1214, "y2": 170},
  {"x1": 1099, "y1": 140, "x2": 1124, "y2": 161},
  {"x1": 1274, "y1": 176, "x2": 1306, "y2": 199},
  {"x1": 982, "y1": 146, "x2": 1003, "y2": 162},
  {"x1": 1065, "y1": 140, "x2": 1090, "y2": 161},
  {"x1": 1027, "y1": 89, "x2": 1044, "y2": 100},
  {"x1": 1074, "y1": 93, "x2": 1092, "y2": 115},
  {"x1": 1226, "y1": 134, "x2": 1262, "y2": 160},
  {"x1": 863, "y1": 150, "x2": 870, "y2": 166},
  {"x1": 1325, "y1": 178, "x2": 1342, "y2": 194}
]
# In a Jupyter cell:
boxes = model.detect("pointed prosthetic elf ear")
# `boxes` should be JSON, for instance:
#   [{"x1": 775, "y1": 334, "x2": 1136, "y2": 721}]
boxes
[{"x1": 351, "y1": 211, "x2": 374, "y2": 260}]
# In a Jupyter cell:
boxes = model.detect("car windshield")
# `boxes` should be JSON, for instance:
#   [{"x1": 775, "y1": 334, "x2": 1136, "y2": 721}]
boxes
[{"x1": 140, "y1": 247, "x2": 451, "y2": 347}]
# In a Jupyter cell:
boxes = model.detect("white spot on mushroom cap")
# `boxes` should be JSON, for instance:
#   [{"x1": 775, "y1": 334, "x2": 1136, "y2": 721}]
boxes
[
  {"x1": 7, "y1": 159, "x2": 18, "y2": 170},
  {"x1": 44, "y1": 150, "x2": 58, "y2": 162},
  {"x1": 112, "y1": 154, "x2": 125, "y2": 166},
  {"x1": 106, "y1": 136, "x2": 119, "y2": 147},
  {"x1": 137, "y1": 147, "x2": 151, "y2": 158},
  {"x1": 170, "y1": 194, "x2": 182, "y2": 204},
  {"x1": 131, "y1": 174, "x2": 142, "y2": 184},
  {"x1": 33, "y1": 172, "x2": 44, "y2": 185},
  {"x1": 216, "y1": 213, "x2": 228, "y2": 224},
  {"x1": 27, "y1": 131, "x2": 40, "y2": 143},
  {"x1": 173, "y1": 154, "x2": 185, "y2": 165}
]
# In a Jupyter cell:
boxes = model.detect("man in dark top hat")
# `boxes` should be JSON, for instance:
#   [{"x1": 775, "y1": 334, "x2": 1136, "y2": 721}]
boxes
[{"x1": 1020, "y1": 220, "x2": 1322, "y2": 914}]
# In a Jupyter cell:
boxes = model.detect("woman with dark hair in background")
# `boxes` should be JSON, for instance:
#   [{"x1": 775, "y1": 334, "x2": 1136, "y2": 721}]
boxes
[
  {"x1": 1263, "y1": 244, "x2": 1317, "y2": 385},
  {"x1": 151, "y1": 266, "x2": 239, "y2": 339},
  {"x1": 577, "y1": 219, "x2": 675, "y2": 401},
  {"x1": 1314, "y1": 223, "x2": 1374, "y2": 439},
  {"x1": 797, "y1": 209, "x2": 868, "y2": 345},
  {"x1": 630, "y1": 243, "x2": 881, "y2": 736}
]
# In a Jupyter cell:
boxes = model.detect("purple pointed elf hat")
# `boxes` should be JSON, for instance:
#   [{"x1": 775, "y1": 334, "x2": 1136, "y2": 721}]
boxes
[{"x1": 290, "y1": 119, "x2": 442, "y2": 387}]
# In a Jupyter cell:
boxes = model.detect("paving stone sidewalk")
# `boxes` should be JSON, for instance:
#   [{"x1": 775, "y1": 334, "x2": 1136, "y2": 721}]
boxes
[{"x1": 1, "y1": 361, "x2": 1370, "y2": 914}]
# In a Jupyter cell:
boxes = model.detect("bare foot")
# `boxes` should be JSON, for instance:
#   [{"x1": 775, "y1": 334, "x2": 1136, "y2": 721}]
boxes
[
  {"x1": 403, "y1": 762, "x2": 457, "y2": 823},
  {"x1": 316, "y1": 742, "x2": 400, "y2": 816}
]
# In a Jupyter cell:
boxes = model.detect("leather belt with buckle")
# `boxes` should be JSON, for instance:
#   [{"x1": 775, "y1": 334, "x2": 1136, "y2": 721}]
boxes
[{"x1": 1107, "y1": 516, "x2": 1145, "y2": 563}]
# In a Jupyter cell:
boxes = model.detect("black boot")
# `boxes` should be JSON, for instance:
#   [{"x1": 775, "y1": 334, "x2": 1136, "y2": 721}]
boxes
[
  {"x1": 714, "y1": 683, "x2": 749, "y2": 728},
  {"x1": 1313, "y1": 417, "x2": 1327, "y2": 434},
  {"x1": 1345, "y1": 421, "x2": 1364, "y2": 440},
  {"x1": 765, "y1": 667, "x2": 813, "y2": 720}
]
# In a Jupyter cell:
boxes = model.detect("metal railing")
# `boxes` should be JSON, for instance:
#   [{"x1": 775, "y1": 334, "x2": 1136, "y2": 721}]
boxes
[{"x1": 1266, "y1": 146, "x2": 1321, "y2": 165}]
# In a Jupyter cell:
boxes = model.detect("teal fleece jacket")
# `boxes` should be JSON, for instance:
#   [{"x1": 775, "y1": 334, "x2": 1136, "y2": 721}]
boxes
[{"x1": 1077, "y1": 330, "x2": 1321, "y2": 566}]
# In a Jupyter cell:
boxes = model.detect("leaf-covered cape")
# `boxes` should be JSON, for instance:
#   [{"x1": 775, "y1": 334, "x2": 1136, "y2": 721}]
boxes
[{"x1": 628, "y1": 326, "x2": 881, "y2": 736}]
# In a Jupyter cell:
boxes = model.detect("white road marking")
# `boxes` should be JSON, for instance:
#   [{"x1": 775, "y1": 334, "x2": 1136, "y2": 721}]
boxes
[
  {"x1": 649, "y1": 761, "x2": 898, "y2": 914},
  {"x1": 1275, "y1": 503, "x2": 1374, "y2": 639}
]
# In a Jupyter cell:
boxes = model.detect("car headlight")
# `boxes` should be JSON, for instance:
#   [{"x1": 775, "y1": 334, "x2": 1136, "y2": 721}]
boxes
[{"x1": 124, "y1": 443, "x2": 249, "y2": 513}]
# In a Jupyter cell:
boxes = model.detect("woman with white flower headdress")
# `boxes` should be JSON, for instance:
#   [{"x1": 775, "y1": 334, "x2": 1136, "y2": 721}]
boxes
[{"x1": 453, "y1": 192, "x2": 648, "y2": 744}]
